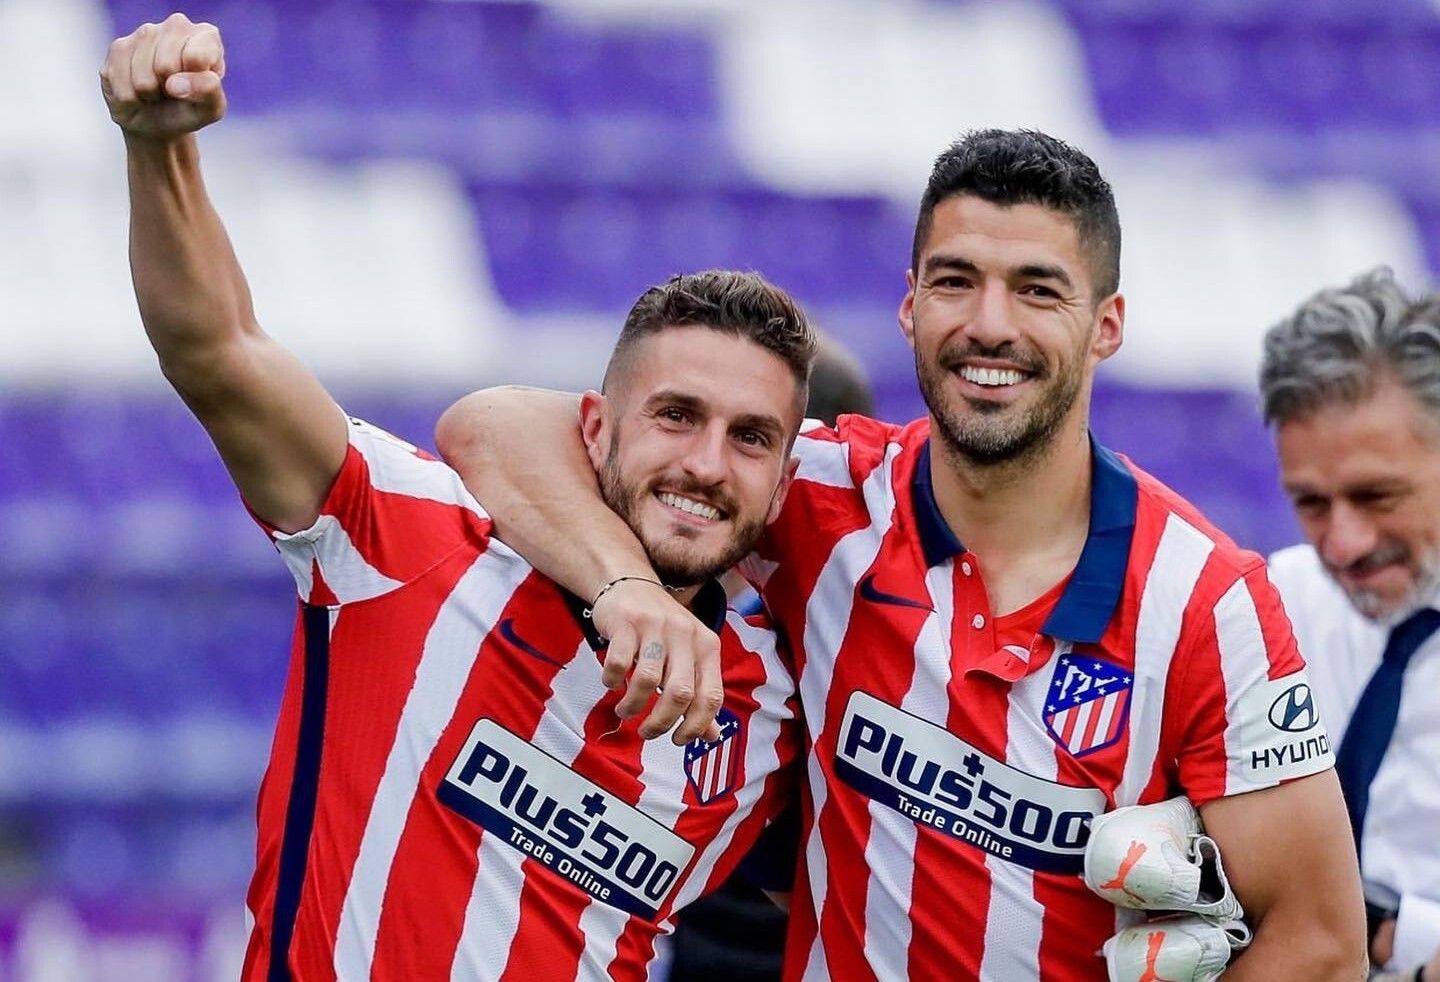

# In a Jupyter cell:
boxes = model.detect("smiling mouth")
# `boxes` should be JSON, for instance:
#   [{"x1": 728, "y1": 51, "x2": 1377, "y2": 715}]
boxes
[
  {"x1": 657, "y1": 491, "x2": 724, "y2": 521},
  {"x1": 958, "y1": 365, "x2": 1030, "y2": 387}
]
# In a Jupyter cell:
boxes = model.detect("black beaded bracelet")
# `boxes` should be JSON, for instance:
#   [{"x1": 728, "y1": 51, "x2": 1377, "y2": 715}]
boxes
[{"x1": 583, "y1": 575, "x2": 668, "y2": 619}]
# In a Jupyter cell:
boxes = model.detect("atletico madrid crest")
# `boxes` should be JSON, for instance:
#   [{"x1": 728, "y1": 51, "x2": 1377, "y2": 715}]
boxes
[
  {"x1": 1043, "y1": 652, "x2": 1133, "y2": 758},
  {"x1": 685, "y1": 708, "x2": 743, "y2": 804}
]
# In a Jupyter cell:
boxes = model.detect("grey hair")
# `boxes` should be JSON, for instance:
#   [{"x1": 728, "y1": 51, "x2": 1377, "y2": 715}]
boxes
[{"x1": 1259, "y1": 267, "x2": 1440, "y2": 425}]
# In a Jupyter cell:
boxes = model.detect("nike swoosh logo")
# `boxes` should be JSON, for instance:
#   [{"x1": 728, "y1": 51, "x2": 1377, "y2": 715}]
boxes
[
  {"x1": 498, "y1": 618, "x2": 567, "y2": 668},
  {"x1": 858, "y1": 573, "x2": 933, "y2": 611}
]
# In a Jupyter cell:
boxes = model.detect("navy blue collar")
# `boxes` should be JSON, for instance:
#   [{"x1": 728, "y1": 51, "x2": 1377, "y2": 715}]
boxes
[
  {"x1": 564, "y1": 578, "x2": 729, "y2": 652},
  {"x1": 910, "y1": 437, "x2": 1137, "y2": 644}
]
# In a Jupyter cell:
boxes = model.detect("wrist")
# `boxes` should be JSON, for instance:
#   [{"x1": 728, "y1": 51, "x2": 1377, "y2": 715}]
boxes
[{"x1": 584, "y1": 574, "x2": 671, "y2": 619}]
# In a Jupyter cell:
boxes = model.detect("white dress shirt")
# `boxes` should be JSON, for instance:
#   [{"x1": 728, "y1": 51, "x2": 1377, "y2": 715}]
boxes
[{"x1": 1270, "y1": 544, "x2": 1440, "y2": 972}]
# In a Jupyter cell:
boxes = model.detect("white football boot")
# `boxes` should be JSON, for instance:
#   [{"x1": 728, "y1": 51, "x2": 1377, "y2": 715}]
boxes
[
  {"x1": 1084, "y1": 797, "x2": 1243, "y2": 922},
  {"x1": 1102, "y1": 914, "x2": 1252, "y2": 982}
]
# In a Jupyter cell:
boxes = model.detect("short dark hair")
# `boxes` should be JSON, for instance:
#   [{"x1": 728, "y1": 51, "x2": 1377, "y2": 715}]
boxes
[
  {"x1": 1260, "y1": 267, "x2": 1440, "y2": 426},
  {"x1": 911, "y1": 129, "x2": 1122, "y2": 300},
  {"x1": 603, "y1": 270, "x2": 816, "y2": 409}
]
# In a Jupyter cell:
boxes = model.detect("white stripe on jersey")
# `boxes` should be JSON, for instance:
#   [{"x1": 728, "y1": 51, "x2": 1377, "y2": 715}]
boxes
[
  {"x1": 1115, "y1": 514, "x2": 1215, "y2": 807},
  {"x1": 272, "y1": 514, "x2": 405, "y2": 603},
  {"x1": 574, "y1": 900, "x2": 627, "y2": 982},
  {"x1": 349, "y1": 418, "x2": 488, "y2": 520},
  {"x1": 450, "y1": 835, "x2": 526, "y2": 982},
  {"x1": 450, "y1": 635, "x2": 603, "y2": 979},
  {"x1": 799, "y1": 747, "x2": 833, "y2": 982},
  {"x1": 797, "y1": 441, "x2": 903, "y2": 981},
  {"x1": 860, "y1": 559, "x2": 957, "y2": 979},
  {"x1": 1213, "y1": 577, "x2": 1270, "y2": 796},
  {"x1": 333, "y1": 547, "x2": 532, "y2": 980},
  {"x1": 793, "y1": 430, "x2": 857, "y2": 490},
  {"x1": 661, "y1": 614, "x2": 794, "y2": 915},
  {"x1": 979, "y1": 640, "x2": 1068, "y2": 982}
]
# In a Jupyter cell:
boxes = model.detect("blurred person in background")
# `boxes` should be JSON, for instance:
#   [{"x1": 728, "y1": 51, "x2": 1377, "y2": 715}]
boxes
[
  {"x1": 668, "y1": 331, "x2": 876, "y2": 982},
  {"x1": 1263, "y1": 268, "x2": 1440, "y2": 982},
  {"x1": 436, "y1": 128, "x2": 1366, "y2": 980},
  {"x1": 101, "y1": 14, "x2": 815, "y2": 980}
]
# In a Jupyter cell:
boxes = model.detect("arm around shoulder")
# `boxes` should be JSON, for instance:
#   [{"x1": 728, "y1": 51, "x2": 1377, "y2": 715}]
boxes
[{"x1": 435, "y1": 385, "x2": 652, "y2": 601}]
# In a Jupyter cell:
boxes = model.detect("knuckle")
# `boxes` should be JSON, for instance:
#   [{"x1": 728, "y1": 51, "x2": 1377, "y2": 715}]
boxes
[
  {"x1": 700, "y1": 688, "x2": 724, "y2": 713},
  {"x1": 665, "y1": 682, "x2": 695, "y2": 705}
]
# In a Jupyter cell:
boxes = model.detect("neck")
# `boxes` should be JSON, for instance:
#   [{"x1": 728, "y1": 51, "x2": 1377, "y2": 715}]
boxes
[
  {"x1": 928, "y1": 414, "x2": 1093, "y2": 579},
  {"x1": 672, "y1": 583, "x2": 702, "y2": 609}
]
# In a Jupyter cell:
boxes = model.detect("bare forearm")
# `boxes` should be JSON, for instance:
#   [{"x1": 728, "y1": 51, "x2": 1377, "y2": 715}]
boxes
[
  {"x1": 1200, "y1": 777, "x2": 1367, "y2": 982},
  {"x1": 1222, "y1": 915, "x2": 1367, "y2": 981},
  {"x1": 126, "y1": 132, "x2": 256, "y2": 384},
  {"x1": 435, "y1": 387, "x2": 655, "y2": 600}
]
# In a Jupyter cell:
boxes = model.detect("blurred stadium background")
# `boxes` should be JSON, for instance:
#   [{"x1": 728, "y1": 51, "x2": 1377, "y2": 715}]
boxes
[{"x1": 2, "y1": 0, "x2": 1438, "y2": 976}]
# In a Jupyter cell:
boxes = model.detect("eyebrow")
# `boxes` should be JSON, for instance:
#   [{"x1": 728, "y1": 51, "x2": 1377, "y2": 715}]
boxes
[
  {"x1": 647, "y1": 391, "x2": 786, "y2": 442},
  {"x1": 730, "y1": 412, "x2": 786, "y2": 443},
  {"x1": 1015, "y1": 263, "x2": 1073, "y2": 290},
  {"x1": 922, "y1": 254, "x2": 1074, "y2": 290}
]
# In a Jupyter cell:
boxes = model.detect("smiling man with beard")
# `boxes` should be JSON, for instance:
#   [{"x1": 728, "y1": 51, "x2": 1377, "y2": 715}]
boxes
[
  {"x1": 101, "y1": 16, "x2": 818, "y2": 980},
  {"x1": 437, "y1": 129, "x2": 1365, "y2": 981},
  {"x1": 1264, "y1": 269, "x2": 1440, "y2": 982}
]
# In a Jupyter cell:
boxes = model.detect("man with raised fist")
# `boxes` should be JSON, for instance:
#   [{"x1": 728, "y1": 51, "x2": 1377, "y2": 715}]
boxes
[{"x1": 100, "y1": 15, "x2": 813, "y2": 981}]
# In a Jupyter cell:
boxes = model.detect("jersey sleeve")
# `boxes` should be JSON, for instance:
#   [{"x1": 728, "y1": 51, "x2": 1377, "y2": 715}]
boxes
[
  {"x1": 1172, "y1": 561, "x2": 1335, "y2": 805},
  {"x1": 255, "y1": 415, "x2": 493, "y2": 605}
]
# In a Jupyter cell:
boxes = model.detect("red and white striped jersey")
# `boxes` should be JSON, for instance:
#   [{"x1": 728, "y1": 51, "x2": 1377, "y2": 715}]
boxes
[
  {"x1": 739, "y1": 415, "x2": 1332, "y2": 982},
  {"x1": 241, "y1": 418, "x2": 801, "y2": 982}
]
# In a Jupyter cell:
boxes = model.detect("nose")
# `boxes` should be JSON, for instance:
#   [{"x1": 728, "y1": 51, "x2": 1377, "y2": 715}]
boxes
[
  {"x1": 963, "y1": 280, "x2": 1021, "y2": 349},
  {"x1": 1317, "y1": 502, "x2": 1379, "y2": 570},
  {"x1": 680, "y1": 422, "x2": 728, "y2": 486}
]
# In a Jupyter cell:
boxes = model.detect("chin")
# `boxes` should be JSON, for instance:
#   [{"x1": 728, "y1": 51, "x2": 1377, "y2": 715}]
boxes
[{"x1": 644, "y1": 540, "x2": 730, "y2": 588}]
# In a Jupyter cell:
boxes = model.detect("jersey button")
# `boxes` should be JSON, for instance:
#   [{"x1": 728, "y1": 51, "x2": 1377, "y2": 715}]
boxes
[
  {"x1": 971, "y1": 613, "x2": 985, "y2": 629},
  {"x1": 961, "y1": 561, "x2": 973, "y2": 576}
]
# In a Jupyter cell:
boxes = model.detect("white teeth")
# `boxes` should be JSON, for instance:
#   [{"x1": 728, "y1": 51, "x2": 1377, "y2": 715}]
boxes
[
  {"x1": 959, "y1": 366, "x2": 1025, "y2": 387},
  {"x1": 659, "y1": 492, "x2": 721, "y2": 520}
]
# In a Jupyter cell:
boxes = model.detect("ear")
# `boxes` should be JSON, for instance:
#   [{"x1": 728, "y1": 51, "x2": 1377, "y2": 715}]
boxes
[
  {"x1": 898, "y1": 268, "x2": 918, "y2": 352},
  {"x1": 578, "y1": 390, "x2": 610, "y2": 471},
  {"x1": 765, "y1": 454, "x2": 802, "y2": 526},
  {"x1": 1089, "y1": 292, "x2": 1125, "y2": 366}
]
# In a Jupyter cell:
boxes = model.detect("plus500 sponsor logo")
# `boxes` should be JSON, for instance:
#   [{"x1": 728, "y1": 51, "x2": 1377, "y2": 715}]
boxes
[
  {"x1": 439, "y1": 719, "x2": 696, "y2": 920},
  {"x1": 834, "y1": 692, "x2": 1106, "y2": 874}
]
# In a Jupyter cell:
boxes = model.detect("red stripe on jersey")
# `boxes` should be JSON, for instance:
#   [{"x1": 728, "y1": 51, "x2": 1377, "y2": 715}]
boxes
[
  {"x1": 243, "y1": 614, "x2": 307, "y2": 982},
  {"x1": 1247, "y1": 564, "x2": 1307, "y2": 679},
  {"x1": 309, "y1": 560, "x2": 340, "y2": 607},
  {"x1": 369, "y1": 572, "x2": 574, "y2": 980},
  {"x1": 284, "y1": 549, "x2": 478, "y2": 982},
  {"x1": 320, "y1": 441, "x2": 490, "y2": 588}
]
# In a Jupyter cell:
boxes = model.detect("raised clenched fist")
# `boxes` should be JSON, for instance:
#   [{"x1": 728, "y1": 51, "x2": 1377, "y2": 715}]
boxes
[{"x1": 100, "y1": 13, "x2": 226, "y2": 139}]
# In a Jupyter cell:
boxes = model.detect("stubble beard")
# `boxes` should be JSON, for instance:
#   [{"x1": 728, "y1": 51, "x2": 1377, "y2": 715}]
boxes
[
  {"x1": 1340, "y1": 544, "x2": 1440, "y2": 625},
  {"x1": 598, "y1": 435, "x2": 764, "y2": 588},
  {"x1": 915, "y1": 339, "x2": 1086, "y2": 470}
]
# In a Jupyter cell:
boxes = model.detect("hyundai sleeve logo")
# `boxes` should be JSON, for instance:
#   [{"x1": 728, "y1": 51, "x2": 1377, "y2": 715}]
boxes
[{"x1": 1268, "y1": 682, "x2": 1319, "y2": 733}]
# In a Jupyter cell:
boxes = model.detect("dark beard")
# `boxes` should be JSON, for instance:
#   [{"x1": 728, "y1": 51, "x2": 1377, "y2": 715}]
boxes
[
  {"x1": 915, "y1": 340, "x2": 1084, "y2": 468},
  {"x1": 597, "y1": 435, "x2": 764, "y2": 588}
]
